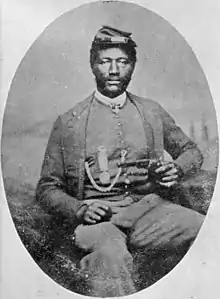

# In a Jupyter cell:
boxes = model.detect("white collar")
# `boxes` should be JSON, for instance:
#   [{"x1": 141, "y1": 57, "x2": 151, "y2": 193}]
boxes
[{"x1": 94, "y1": 89, "x2": 127, "y2": 108}]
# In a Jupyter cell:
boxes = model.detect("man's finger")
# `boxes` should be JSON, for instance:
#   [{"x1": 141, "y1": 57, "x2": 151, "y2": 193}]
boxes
[
  {"x1": 84, "y1": 216, "x2": 97, "y2": 224},
  {"x1": 99, "y1": 205, "x2": 111, "y2": 212},
  {"x1": 92, "y1": 202, "x2": 110, "y2": 211},
  {"x1": 165, "y1": 168, "x2": 178, "y2": 176},
  {"x1": 91, "y1": 207, "x2": 107, "y2": 217},
  {"x1": 159, "y1": 181, "x2": 177, "y2": 187},
  {"x1": 161, "y1": 175, "x2": 178, "y2": 182},
  {"x1": 86, "y1": 211, "x2": 101, "y2": 221},
  {"x1": 155, "y1": 164, "x2": 173, "y2": 173}
]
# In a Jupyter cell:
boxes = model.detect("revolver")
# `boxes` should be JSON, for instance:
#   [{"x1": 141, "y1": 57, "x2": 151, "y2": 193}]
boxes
[{"x1": 117, "y1": 158, "x2": 163, "y2": 181}]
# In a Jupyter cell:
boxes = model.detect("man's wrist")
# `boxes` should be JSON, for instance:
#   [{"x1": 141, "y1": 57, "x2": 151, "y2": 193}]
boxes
[
  {"x1": 175, "y1": 163, "x2": 184, "y2": 181},
  {"x1": 76, "y1": 203, "x2": 88, "y2": 221}
]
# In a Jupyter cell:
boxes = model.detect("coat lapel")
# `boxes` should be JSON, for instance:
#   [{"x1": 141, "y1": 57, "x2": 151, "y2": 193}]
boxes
[
  {"x1": 127, "y1": 92, "x2": 155, "y2": 158},
  {"x1": 63, "y1": 93, "x2": 95, "y2": 200}
]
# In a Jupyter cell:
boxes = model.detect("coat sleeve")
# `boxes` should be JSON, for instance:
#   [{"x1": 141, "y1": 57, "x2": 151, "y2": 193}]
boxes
[
  {"x1": 157, "y1": 104, "x2": 204, "y2": 177},
  {"x1": 35, "y1": 116, "x2": 86, "y2": 221}
]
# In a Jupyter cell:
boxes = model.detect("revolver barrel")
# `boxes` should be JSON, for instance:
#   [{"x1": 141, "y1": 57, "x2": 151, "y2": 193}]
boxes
[{"x1": 118, "y1": 158, "x2": 158, "y2": 168}]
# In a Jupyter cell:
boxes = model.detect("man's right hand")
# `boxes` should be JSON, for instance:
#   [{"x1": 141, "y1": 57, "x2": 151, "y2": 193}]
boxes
[{"x1": 79, "y1": 202, "x2": 112, "y2": 224}]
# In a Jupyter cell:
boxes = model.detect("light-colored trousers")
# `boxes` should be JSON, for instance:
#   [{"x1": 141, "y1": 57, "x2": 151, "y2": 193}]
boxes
[{"x1": 74, "y1": 193, "x2": 204, "y2": 297}]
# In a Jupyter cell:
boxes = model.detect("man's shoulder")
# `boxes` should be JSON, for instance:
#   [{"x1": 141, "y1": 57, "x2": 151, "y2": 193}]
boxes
[
  {"x1": 127, "y1": 92, "x2": 161, "y2": 110},
  {"x1": 59, "y1": 92, "x2": 95, "y2": 123}
]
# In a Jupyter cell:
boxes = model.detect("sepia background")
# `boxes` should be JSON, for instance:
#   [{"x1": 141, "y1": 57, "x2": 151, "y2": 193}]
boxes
[{"x1": 1, "y1": 0, "x2": 220, "y2": 298}]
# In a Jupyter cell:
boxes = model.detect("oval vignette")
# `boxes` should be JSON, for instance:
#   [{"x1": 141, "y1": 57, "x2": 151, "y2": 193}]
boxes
[{"x1": 1, "y1": 1, "x2": 218, "y2": 296}]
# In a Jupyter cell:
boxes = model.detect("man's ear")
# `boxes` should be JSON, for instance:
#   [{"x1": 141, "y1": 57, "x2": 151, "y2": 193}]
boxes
[
  {"x1": 132, "y1": 62, "x2": 136, "y2": 72},
  {"x1": 91, "y1": 64, "x2": 97, "y2": 77},
  {"x1": 130, "y1": 61, "x2": 136, "y2": 76}
]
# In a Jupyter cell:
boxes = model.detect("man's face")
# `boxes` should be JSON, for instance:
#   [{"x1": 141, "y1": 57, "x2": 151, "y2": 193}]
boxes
[{"x1": 91, "y1": 47, "x2": 135, "y2": 98}]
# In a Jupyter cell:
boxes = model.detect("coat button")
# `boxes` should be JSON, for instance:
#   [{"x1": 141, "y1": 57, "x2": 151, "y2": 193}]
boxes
[{"x1": 124, "y1": 178, "x2": 130, "y2": 185}]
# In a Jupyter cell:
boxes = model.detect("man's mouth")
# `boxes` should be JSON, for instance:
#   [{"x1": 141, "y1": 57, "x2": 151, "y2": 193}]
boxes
[{"x1": 107, "y1": 80, "x2": 121, "y2": 85}]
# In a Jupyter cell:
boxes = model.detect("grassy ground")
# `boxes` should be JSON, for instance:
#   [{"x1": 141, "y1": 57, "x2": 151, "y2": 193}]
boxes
[
  {"x1": 3, "y1": 170, "x2": 217, "y2": 295},
  {"x1": 4, "y1": 177, "x2": 87, "y2": 293}
]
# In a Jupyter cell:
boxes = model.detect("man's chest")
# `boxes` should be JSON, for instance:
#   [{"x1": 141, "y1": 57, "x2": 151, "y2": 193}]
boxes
[
  {"x1": 61, "y1": 96, "x2": 164, "y2": 176},
  {"x1": 86, "y1": 100, "x2": 148, "y2": 163}
]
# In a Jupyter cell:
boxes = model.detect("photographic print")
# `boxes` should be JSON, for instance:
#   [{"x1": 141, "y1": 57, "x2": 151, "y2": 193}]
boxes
[{"x1": 1, "y1": 0, "x2": 219, "y2": 297}]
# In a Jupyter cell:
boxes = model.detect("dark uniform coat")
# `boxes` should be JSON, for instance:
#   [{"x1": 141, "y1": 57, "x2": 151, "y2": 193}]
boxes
[
  {"x1": 36, "y1": 91, "x2": 203, "y2": 219},
  {"x1": 36, "y1": 91, "x2": 204, "y2": 297}
]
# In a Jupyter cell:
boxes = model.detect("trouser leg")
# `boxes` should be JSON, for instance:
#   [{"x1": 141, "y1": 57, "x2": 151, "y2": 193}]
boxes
[
  {"x1": 128, "y1": 194, "x2": 204, "y2": 249},
  {"x1": 74, "y1": 222, "x2": 137, "y2": 297},
  {"x1": 111, "y1": 193, "x2": 205, "y2": 288},
  {"x1": 111, "y1": 193, "x2": 204, "y2": 248}
]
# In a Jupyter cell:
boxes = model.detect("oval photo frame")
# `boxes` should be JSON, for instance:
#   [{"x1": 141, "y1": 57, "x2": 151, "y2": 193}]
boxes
[{"x1": 1, "y1": 1, "x2": 219, "y2": 298}]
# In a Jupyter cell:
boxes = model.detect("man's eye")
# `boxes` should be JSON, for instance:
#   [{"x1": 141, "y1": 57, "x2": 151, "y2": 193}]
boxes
[
  {"x1": 99, "y1": 60, "x2": 110, "y2": 64},
  {"x1": 118, "y1": 60, "x2": 129, "y2": 65}
]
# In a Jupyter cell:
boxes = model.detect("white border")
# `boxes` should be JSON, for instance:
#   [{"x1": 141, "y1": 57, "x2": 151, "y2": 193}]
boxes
[{"x1": 1, "y1": 0, "x2": 220, "y2": 298}]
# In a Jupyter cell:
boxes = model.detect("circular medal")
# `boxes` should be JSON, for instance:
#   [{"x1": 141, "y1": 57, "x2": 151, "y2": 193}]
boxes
[{"x1": 99, "y1": 171, "x2": 110, "y2": 184}]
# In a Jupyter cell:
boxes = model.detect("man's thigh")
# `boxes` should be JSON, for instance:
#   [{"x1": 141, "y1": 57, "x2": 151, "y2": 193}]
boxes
[
  {"x1": 111, "y1": 193, "x2": 204, "y2": 250},
  {"x1": 128, "y1": 195, "x2": 205, "y2": 249}
]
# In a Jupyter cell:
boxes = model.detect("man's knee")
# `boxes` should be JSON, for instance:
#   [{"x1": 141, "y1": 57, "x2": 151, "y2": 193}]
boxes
[
  {"x1": 74, "y1": 222, "x2": 126, "y2": 251},
  {"x1": 171, "y1": 208, "x2": 205, "y2": 247}
]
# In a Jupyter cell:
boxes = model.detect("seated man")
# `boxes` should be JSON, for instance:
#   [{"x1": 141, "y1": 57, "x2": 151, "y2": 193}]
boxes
[{"x1": 36, "y1": 26, "x2": 205, "y2": 297}]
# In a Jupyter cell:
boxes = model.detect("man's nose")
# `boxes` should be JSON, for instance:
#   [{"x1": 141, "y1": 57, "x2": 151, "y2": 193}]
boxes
[{"x1": 109, "y1": 60, "x2": 119, "y2": 75}]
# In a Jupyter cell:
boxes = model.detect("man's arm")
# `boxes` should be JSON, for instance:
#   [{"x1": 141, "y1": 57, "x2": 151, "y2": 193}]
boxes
[
  {"x1": 35, "y1": 116, "x2": 85, "y2": 221},
  {"x1": 158, "y1": 104, "x2": 204, "y2": 177}
]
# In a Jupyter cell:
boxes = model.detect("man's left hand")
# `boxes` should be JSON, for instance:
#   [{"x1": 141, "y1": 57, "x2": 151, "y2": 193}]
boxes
[{"x1": 154, "y1": 161, "x2": 183, "y2": 187}]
